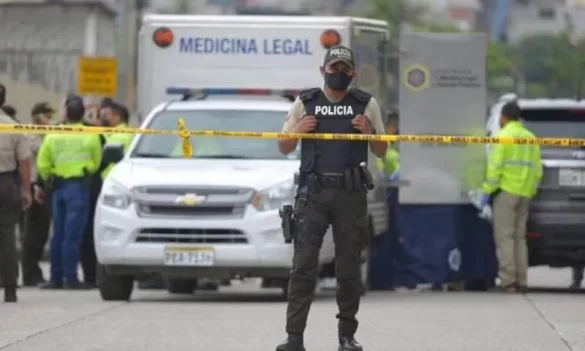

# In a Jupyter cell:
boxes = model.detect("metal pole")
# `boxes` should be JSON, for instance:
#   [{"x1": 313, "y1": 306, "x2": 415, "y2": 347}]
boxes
[
  {"x1": 117, "y1": 0, "x2": 127, "y2": 104},
  {"x1": 125, "y1": 0, "x2": 138, "y2": 111}
]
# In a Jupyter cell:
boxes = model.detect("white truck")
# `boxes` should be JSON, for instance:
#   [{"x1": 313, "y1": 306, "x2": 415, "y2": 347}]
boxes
[{"x1": 95, "y1": 15, "x2": 390, "y2": 301}]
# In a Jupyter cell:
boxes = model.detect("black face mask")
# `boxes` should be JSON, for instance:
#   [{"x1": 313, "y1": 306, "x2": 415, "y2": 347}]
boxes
[
  {"x1": 101, "y1": 119, "x2": 111, "y2": 127},
  {"x1": 324, "y1": 72, "x2": 352, "y2": 91}
]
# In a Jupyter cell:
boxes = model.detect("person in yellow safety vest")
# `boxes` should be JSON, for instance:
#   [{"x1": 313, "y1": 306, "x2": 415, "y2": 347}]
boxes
[
  {"x1": 376, "y1": 112, "x2": 400, "y2": 180},
  {"x1": 480, "y1": 101, "x2": 542, "y2": 294},
  {"x1": 101, "y1": 102, "x2": 133, "y2": 179},
  {"x1": 36, "y1": 98, "x2": 102, "y2": 290}
]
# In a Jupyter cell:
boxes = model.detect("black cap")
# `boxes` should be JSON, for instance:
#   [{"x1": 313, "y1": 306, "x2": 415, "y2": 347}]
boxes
[
  {"x1": 31, "y1": 102, "x2": 56, "y2": 116},
  {"x1": 323, "y1": 45, "x2": 355, "y2": 68},
  {"x1": 66, "y1": 98, "x2": 86, "y2": 122},
  {"x1": 65, "y1": 94, "x2": 83, "y2": 105},
  {"x1": 100, "y1": 97, "x2": 114, "y2": 108},
  {"x1": 1, "y1": 104, "x2": 16, "y2": 118},
  {"x1": 0, "y1": 83, "x2": 5, "y2": 105}
]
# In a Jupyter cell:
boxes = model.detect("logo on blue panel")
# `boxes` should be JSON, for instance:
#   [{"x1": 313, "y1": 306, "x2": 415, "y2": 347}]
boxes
[{"x1": 448, "y1": 248, "x2": 461, "y2": 272}]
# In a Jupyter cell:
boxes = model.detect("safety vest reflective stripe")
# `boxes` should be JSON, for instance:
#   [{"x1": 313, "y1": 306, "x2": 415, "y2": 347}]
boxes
[
  {"x1": 55, "y1": 153, "x2": 90, "y2": 163},
  {"x1": 494, "y1": 160, "x2": 538, "y2": 168}
]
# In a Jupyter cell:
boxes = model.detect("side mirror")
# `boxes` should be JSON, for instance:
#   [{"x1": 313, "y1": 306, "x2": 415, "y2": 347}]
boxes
[{"x1": 103, "y1": 143, "x2": 124, "y2": 164}]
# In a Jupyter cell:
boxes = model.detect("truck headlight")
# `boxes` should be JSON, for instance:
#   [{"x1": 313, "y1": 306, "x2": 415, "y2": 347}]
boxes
[
  {"x1": 252, "y1": 179, "x2": 295, "y2": 212},
  {"x1": 101, "y1": 182, "x2": 133, "y2": 209}
]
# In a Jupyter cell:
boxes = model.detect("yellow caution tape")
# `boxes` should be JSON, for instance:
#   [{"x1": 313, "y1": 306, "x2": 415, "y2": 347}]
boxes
[
  {"x1": 3, "y1": 123, "x2": 585, "y2": 147},
  {"x1": 177, "y1": 119, "x2": 192, "y2": 158}
]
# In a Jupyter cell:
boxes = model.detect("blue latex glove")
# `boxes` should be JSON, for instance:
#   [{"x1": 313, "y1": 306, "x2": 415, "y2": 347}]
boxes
[
  {"x1": 480, "y1": 193, "x2": 490, "y2": 208},
  {"x1": 389, "y1": 170, "x2": 399, "y2": 181}
]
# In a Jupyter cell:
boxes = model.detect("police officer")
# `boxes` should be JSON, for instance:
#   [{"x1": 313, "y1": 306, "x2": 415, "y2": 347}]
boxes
[
  {"x1": 0, "y1": 83, "x2": 33, "y2": 302},
  {"x1": 37, "y1": 98, "x2": 102, "y2": 290},
  {"x1": 80, "y1": 96, "x2": 107, "y2": 288},
  {"x1": 276, "y1": 46, "x2": 387, "y2": 351},
  {"x1": 101, "y1": 102, "x2": 133, "y2": 178},
  {"x1": 480, "y1": 101, "x2": 542, "y2": 293},
  {"x1": 376, "y1": 112, "x2": 400, "y2": 180},
  {"x1": 20, "y1": 102, "x2": 56, "y2": 286}
]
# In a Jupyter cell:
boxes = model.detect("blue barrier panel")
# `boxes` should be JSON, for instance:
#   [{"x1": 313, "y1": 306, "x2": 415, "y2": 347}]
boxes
[
  {"x1": 391, "y1": 196, "x2": 460, "y2": 287},
  {"x1": 458, "y1": 206, "x2": 498, "y2": 289},
  {"x1": 369, "y1": 189, "x2": 497, "y2": 290},
  {"x1": 368, "y1": 190, "x2": 399, "y2": 290}
]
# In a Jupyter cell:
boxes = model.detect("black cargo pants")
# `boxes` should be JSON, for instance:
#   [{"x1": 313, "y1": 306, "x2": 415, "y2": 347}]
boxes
[
  {"x1": 0, "y1": 173, "x2": 22, "y2": 288},
  {"x1": 286, "y1": 186, "x2": 368, "y2": 337},
  {"x1": 21, "y1": 185, "x2": 51, "y2": 283}
]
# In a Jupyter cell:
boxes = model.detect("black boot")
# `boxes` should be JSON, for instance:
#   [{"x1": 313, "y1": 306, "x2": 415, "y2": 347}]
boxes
[
  {"x1": 275, "y1": 334, "x2": 305, "y2": 351},
  {"x1": 338, "y1": 336, "x2": 363, "y2": 351},
  {"x1": 4, "y1": 286, "x2": 17, "y2": 303}
]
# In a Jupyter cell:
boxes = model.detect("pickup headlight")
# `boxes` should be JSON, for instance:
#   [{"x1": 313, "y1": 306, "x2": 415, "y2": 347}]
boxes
[
  {"x1": 252, "y1": 179, "x2": 295, "y2": 212},
  {"x1": 101, "y1": 182, "x2": 133, "y2": 209}
]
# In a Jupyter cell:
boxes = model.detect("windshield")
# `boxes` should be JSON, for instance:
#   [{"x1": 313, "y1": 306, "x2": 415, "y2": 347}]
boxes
[
  {"x1": 131, "y1": 110, "x2": 299, "y2": 160},
  {"x1": 521, "y1": 108, "x2": 585, "y2": 138}
]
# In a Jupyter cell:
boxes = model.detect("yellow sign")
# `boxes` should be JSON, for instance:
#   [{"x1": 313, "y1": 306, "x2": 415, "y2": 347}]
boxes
[
  {"x1": 77, "y1": 56, "x2": 118, "y2": 97},
  {"x1": 403, "y1": 64, "x2": 430, "y2": 92}
]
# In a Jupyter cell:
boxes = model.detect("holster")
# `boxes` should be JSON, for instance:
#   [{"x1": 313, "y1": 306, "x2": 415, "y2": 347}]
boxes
[
  {"x1": 279, "y1": 205, "x2": 295, "y2": 244},
  {"x1": 342, "y1": 166, "x2": 374, "y2": 192}
]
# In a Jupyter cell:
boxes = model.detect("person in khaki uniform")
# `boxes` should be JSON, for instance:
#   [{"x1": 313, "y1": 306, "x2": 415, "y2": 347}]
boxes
[
  {"x1": 480, "y1": 101, "x2": 542, "y2": 293},
  {"x1": 20, "y1": 102, "x2": 55, "y2": 286},
  {"x1": 0, "y1": 83, "x2": 33, "y2": 302},
  {"x1": 276, "y1": 46, "x2": 387, "y2": 351}
]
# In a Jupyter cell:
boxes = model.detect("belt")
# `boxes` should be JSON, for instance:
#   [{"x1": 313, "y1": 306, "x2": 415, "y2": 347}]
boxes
[
  {"x1": 316, "y1": 174, "x2": 345, "y2": 188},
  {"x1": 54, "y1": 175, "x2": 86, "y2": 183}
]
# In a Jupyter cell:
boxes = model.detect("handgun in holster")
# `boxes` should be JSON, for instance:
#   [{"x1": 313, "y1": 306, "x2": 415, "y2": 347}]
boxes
[
  {"x1": 359, "y1": 162, "x2": 375, "y2": 191},
  {"x1": 279, "y1": 205, "x2": 296, "y2": 244}
]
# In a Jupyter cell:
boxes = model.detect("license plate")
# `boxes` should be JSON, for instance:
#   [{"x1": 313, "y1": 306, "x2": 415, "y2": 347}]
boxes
[
  {"x1": 559, "y1": 168, "x2": 585, "y2": 187},
  {"x1": 164, "y1": 247, "x2": 214, "y2": 266}
]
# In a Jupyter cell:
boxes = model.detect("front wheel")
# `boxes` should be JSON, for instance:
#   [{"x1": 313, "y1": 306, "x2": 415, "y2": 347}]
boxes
[{"x1": 97, "y1": 265, "x2": 134, "y2": 301}]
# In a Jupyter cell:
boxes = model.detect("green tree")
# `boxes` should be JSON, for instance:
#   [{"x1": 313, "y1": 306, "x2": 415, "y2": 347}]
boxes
[
  {"x1": 365, "y1": 0, "x2": 427, "y2": 27},
  {"x1": 487, "y1": 41, "x2": 516, "y2": 95},
  {"x1": 512, "y1": 32, "x2": 585, "y2": 98}
]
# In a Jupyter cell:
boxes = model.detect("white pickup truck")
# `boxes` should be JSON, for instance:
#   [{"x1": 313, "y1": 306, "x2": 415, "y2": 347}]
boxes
[{"x1": 94, "y1": 15, "x2": 389, "y2": 301}]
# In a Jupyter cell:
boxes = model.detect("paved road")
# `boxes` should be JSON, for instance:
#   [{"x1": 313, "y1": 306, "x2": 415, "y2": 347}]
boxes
[{"x1": 0, "y1": 267, "x2": 583, "y2": 351}]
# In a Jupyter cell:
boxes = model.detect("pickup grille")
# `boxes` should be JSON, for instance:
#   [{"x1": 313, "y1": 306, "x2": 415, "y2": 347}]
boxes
[
  {"x1": 135, "y1": 228, "x2": 248, "y2": 244},
  {"x1": 137, "y1": 204, "x2": 240, "y2": 217},
  {"x1": 133, "y1": 186, "x2": 254, "y2": 219}
]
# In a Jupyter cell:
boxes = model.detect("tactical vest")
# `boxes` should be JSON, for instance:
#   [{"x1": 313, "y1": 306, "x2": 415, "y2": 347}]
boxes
[{"x1": 299, "y1": 88, "x2": 370, "y2": 173}]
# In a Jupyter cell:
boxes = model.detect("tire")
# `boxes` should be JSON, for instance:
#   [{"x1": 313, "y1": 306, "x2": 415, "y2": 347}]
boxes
[
  {"x1": 97, "y1": 265, "x2": 134, "y2": 301},
  {"x1": 165, "y1": 279, "x2": 198, "y2": 294}
]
